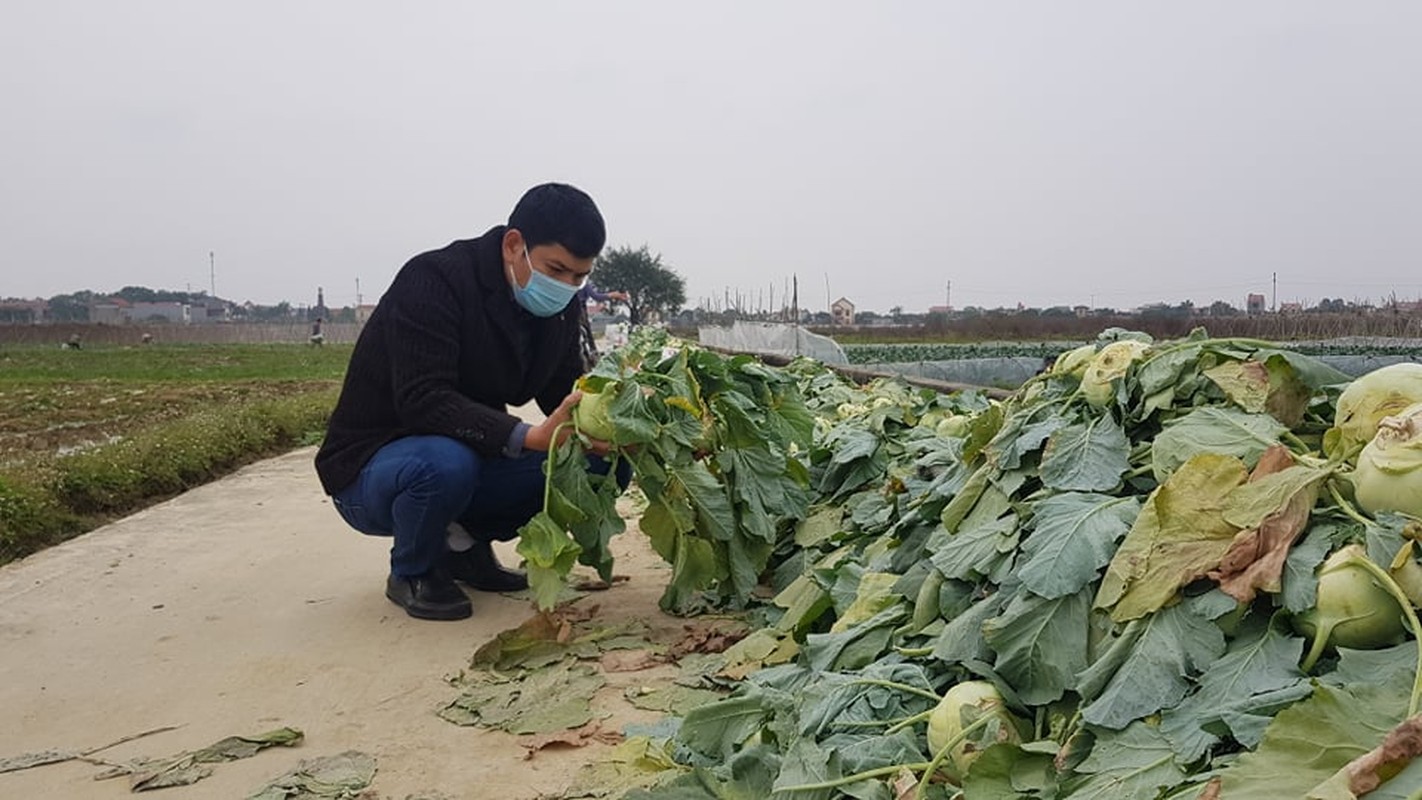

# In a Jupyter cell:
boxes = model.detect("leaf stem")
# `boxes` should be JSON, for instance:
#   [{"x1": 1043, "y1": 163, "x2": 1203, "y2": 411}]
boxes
[
  {"x1": 1326, "y1": 480, "x2": 1373, "y2": 528},
  {"x1": 776, "y1": 762, "x2": 931, "y2": 793},
  {"x1": 913, "y1": 713, "x2": 997, "y2": 799},
  {"x1": 846, "y1": 678, "x2": 943, "y2": 702},
  {"x1": 883, "y1": 708, "x2": 935, "y2": 736}
]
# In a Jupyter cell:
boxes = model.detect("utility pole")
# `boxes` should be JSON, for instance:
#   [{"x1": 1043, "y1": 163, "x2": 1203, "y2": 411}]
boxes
[
  {"x1": 946, "y1": 279, "x2": 951, "y2": 310},
  {"x1": 1272, "y1": 272, "x2": 1277, "y2": 313},
  {"x1": 824, "y1": 274, "x2": 831, "y2": 324},
  {"x1": 209, "y1": 251, "x2": 216, "y2": 298}
]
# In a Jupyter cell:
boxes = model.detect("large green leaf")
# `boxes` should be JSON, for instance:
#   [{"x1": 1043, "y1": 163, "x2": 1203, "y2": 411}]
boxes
[
  {"x1": 1160, "y1": 617, "x2": 1311, "y2": 761},
  {"x1": 983, "y1": 587, "x2": 1092, "y2": 704},
  {"x1": 1065, "y1": 722, "x2": 1189, "y2": 800},
  {"x1": 1039, "y1": 416, "x2": 1131, "y2": 492},
  {"x1": 1149, "y1": 406, "x2": 1287, "y2": 483},
  {"x1": 1096, "y1": 452, "x2": 1249, "y2": 621},
  {"x1": 1017, "y1": 493, "x2": 1140, "y2": 599},
  {"x1": 1078, "y1": 604, "x2": 1225, "y2": 730},
  {"x1": 1212, "y1": 683, "x2": 1413, "y2": 799},
  {"x1": 929, "y1": 514, "x2": 1019, "y2": 584},
  {"x1": 514, "y1": 512, "x2": 583, "y2": 611}
]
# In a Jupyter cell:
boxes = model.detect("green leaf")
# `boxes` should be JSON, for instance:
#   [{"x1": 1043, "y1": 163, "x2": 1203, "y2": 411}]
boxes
[
  {"x1": 673, "y1": 461, "x2": 737, "y2": 543},
  {"x1": 677, "y1": 695, "x2": 773, "y2": 762},
  {"x1": 830, "y1": 571, "x2": 902, "y2": 632},
  {"x1": 983, "y1": 586, "x2": 1092, "y2": 704},
  {"x1": 962, "y1": 743, "x2": 1057, "y2": 800},
  {"x1": 1079, "y1": 604, "x2": 1226, "y2": 730},
  {"x1": 929, "y1": 514, "x2": 1019, "y2": 584},
  {"x1": 1281, "y1": 524, "x2": 1335, "y2": 613},
  {"x1": 1017, "y1": 493, "x2": 1140, "y2": 599},
  {"x1": 1212, "y1": 683, "x2": 1411, "y2": 799},
  {"x1": 1149, "y1": 406, "x2": 1286, "y2": 483},
  {"x1": 1096, "y1": 452, "x2": 1249, "y2": 622},
  {"x1": 439, "y1": 660, "x2": 605, "y2": 734},
  {"x1": 932, "y1": 592, "x2": 1005, "y2": 665},
  {"x1": 1067, "y1": 722, "x2": 1188, "y2": 800},
  {"x1": 514, "y1": 512, "x2": 582, "y2": 611},
  {"x1": 1160, "y1": 617, "x2": 1311, "y2": 761},
  {"x1": 804, "y1": 606, "x2": 906, "y2": 672},
  {"x1": 1039, "y1": 416, "x2": 1131, "y2": 492},
  {"x1": 795, "y1": 504, "x2": 844, "y2": 548}
]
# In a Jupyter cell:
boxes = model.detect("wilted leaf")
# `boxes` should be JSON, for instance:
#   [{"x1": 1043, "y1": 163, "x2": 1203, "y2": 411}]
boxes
[
  {"x1": 1097, "y1": 452, "x2": 1249, "y2": 621},
  {"x1": 440, "y1": 660, "x2": 605, "y2": 734},
  {"x1": 515, "y1": 512, "x2": 584, "y2": 611},
  {"x1": 1308, "y1": 715, "x2": 1422, "y2": 797},
  {"x1": 1211, "y1": 454, "x2": 1328, "y2": 604},
  {"x1": 246, "y1": 750, "x2": 376, "y2": 800},
  {"x1": 624, "y1": 684, "x2": 726, "y2": 715},
  {"x1": 517, "y1": 721, "x2": 622, "y2": 759}
]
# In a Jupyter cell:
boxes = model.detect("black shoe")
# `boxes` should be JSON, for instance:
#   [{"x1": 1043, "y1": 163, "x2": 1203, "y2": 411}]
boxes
[
  {"x1": 444, "y1": 541, "x2": 529, "y2": 592},
  {"x1": 385, "y1": 569, "x2": 472, "y2": 620}
]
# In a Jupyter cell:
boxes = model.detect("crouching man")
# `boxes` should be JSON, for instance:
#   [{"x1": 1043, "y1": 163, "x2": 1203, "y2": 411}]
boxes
[{"x1": 315, "y1": 183, "x2": 627, "y2": 620}]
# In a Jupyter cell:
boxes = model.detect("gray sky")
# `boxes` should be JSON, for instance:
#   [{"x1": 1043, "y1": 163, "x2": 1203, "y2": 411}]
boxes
[{"x1": 3, "y1": 1, "x2": 1420, "y2": 313}]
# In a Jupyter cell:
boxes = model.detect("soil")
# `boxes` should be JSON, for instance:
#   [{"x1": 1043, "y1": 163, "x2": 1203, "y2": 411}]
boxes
[{"x1": 0, "y1": 406, "x2": 688, "y2": 799}]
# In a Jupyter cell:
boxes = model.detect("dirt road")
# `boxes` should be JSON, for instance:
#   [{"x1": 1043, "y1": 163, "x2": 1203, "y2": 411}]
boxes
[{"x1": 0, "y1": 437, "x2": 679, "y2": 799}]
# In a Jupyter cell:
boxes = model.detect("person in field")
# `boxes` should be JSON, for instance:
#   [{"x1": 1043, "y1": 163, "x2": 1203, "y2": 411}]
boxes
[
  {"x1": 576, "y1": 282, "x2": 630, "y2": 370},
  {"x1": 315, "y1": 183, "x2": 625, "y2": 620}
]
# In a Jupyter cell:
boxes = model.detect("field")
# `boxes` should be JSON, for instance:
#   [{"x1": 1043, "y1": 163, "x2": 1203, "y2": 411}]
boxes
[{"x1": 0, "y1": 342, "x2": 346, "y2": 562}]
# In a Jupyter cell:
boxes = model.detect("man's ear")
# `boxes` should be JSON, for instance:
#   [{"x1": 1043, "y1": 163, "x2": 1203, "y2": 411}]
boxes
[{"x1": 501, "y1": 228, "x2": 526, "y2": 263}]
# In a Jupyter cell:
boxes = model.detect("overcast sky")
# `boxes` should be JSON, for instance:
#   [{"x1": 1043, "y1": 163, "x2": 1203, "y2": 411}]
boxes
[{"x1": 3, "y1": 2, "x2": 1420, "y2": 313}]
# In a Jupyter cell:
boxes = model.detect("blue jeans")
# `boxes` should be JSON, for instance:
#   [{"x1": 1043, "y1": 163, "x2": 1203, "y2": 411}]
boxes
[{"x1": 330, "y1": 435, "x2": 627, "y2": 577}]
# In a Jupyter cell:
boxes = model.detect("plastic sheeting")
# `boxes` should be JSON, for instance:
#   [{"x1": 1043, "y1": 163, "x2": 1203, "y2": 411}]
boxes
[
  {"x1": 698, "y1": 321, "x2": 849, "y2": 365},
  {"x1": 860, "y1": 357, "x2": 1049, "y2": 390}
]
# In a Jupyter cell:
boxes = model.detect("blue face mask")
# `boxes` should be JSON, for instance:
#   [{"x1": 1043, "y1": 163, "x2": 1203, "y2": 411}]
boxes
[{"x1": 510, "y1": 249, "x2": 580, "y2": 317}]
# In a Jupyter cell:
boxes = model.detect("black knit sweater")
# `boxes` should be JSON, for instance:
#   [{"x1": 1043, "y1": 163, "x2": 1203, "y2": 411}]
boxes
[{"x1": 314, "y1": 226, "x2": 583, "y2": 495}]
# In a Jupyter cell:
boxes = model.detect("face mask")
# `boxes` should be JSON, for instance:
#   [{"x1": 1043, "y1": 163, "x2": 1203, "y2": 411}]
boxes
[{"x1": 510, "y1": 249, "x2": 580, "y2": 317}]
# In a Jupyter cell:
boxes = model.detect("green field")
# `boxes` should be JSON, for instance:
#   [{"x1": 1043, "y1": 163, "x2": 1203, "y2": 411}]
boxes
[{"x1": 0, "y1": 343, "x2": 347, "y2": 563}]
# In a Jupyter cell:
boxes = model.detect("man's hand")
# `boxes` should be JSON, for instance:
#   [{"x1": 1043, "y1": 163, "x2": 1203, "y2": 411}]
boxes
[
  {"x1": 524, "y1": 391, "x2": 612, "y2": 456},
  {"x1": 608, "y1": 290, "x2": 630, "y2": 302}
]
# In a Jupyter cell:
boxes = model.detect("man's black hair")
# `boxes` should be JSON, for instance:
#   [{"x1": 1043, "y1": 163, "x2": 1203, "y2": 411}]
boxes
[{"x1": 508, "y1": 183, "x2": 606, "y2": 259}]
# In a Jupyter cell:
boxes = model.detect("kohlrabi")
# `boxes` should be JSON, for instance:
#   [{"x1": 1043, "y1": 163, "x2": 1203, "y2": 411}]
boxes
[
  {"x1": 1081, "y1": 340, "x2": 1150, "y2": 407},
  {"x1": 1051, "y1": 343, "x2": 1097, "y2": 378},
  {"x1": 925, "y1": 680, "x2": 1025, "y2": 783},
  {"x1": 1352, "y1": 401, "x2": 1422, "y2": 518},
  {"x1": 1329, "y1": 363, "x2": 1422, "y2": 460},
  {"x1": 1294, "y1": 544, "x2": 1409, "y2": 671},
  {"x1": 573, "y1": 383, "x2": 617, "y2": 442}
]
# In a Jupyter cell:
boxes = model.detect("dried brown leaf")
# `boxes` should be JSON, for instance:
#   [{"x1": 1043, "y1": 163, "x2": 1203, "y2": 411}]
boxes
[
  {"x1": 517, "y1": 722, "x2": 622, "y2": 759},
  {"x1": 599, "y1": 649, "x2": 665, "y2": 673}
]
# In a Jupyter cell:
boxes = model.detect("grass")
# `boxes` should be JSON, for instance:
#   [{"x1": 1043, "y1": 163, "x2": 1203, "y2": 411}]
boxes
[{"x1": 0, "y1": 342, "x2": 347, "y2": 564}]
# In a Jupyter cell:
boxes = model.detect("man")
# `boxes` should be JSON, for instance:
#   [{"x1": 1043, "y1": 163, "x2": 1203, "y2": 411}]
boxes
[
  {"x1": 576, "y1": 281, "x2": 630, "y2": 370},
  {"x1": 315, "y1": 183, "x2": 622, "y2": 620}
]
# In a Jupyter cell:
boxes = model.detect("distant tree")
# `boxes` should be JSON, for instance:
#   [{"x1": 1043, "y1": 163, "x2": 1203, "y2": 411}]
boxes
[
  {"x1": 591, "y1": 245, "x2": 686, "y2": 325},
  {"x1": 47, "y1": 292, "x2": 95, "y2": 322},
  {"x1": 890, "y1": 305, "x2": 904, "y2": 323},
  {"x1": 1209, "y1": 300, "x2": 1238, "y2": 317}
]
